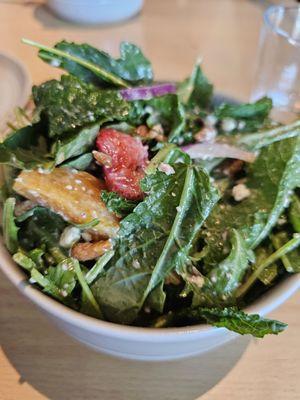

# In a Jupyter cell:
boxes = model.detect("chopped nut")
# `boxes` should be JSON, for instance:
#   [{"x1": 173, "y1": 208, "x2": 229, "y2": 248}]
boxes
[
  {"x1": 71, "y1": 239, "x2": 112, "y2": 261},
  {"x1": 221, "y1": 118, "x2": 237, "y2": 132}
]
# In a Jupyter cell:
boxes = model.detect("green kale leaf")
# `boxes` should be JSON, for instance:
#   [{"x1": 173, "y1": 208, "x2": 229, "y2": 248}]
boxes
[
  {"x1": 32, "y1": 75, "x2": 130, "y2": 137},
  {"x1": 177, "y1": 61, "x2": 213, "y2": 109},
  {"x1": 51, "y1": 123, "x2": 100, "y2": 165},
  {"x1": 203, "y1": 137, "x2": 300, "y2": 268},
  {"x1": 92, "y1": 164, "x2": 219, "y2": 324},
  {"x1": 18, "y1": 207, "x2": 67, "y2": 262},
  {"x1": 38, "y1": 40, "x2": 153, "y2": 87},
  {"x1": 215, "y1": 97, "x2": 272, "y2": 132},
  {"x1": 0, "y1": 123, "x2": 53, "y2": 170},
  {"x1": 101, "y1": 190, "x2": 137, "y2": 217},
  {"x1": 186, "y1": 307, "x2": 287, "y2": 338},
  {"x1": 192, "y1": 230, "x2": 254, "y2": 307},
  {"x1": 129, "y1": 94, "x2": 186, "y2": 144}
]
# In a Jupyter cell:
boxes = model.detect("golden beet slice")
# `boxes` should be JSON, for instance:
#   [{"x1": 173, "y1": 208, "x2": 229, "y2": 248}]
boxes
[{"x1": 13, "y1": 167, "x2": 119, "y2": 238}]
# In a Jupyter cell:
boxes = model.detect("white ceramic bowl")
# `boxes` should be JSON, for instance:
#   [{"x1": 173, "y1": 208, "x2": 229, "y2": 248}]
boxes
[
  {"x1": 0, "y1": 238, "x2": 299, "y2": 361},
  {"x1": 46, "y1": 0, "x2": 144, "y2": 25}
]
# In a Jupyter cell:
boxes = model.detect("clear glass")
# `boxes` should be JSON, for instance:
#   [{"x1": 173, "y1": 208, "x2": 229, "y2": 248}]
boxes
[{"x1": 251, "y1": 5, "x2": 300, "y2": 122}]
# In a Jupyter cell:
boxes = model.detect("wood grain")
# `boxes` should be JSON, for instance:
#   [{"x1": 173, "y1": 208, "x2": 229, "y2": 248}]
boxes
[{"x1": 0, "y1": 1, "x2": 299, "y2": 399}]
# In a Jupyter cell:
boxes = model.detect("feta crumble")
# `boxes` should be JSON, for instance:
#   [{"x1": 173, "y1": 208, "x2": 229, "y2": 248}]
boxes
[
  {"x1": 232, "y1": 183, "x2": 251, "y2": 202},
  {"x1": 221, "y1": 118, "x2": 237, "y2": 132}
]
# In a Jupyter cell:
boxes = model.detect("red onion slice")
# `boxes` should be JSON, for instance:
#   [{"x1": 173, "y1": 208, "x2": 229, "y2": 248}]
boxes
[
  {"x1": 120, "y1": 83, "x2": 177, "y2": 101},
  {"x1": 181, "y1": 143, "x2": 256, "y2": 163}
]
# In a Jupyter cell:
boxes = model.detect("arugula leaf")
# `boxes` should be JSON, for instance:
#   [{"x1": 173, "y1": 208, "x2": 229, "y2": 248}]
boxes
[
  {"x1": 51, "y1": 123, "x2": 100, "y2": 165},
  {"x1": 203, "y1": 137, "x2": 300, "y2": 267},
  {"x1": 271, "y1": 232, "x2": 300, "y2": 273},
  {"x1": 32, "y1": 75, "x2": 130, "y2": 137},
  {"x1": 289, "y1": 195, "x2": 300, "y2": 232},
  {"x1": 215, "y1": 97, "x2": 272, "y2": 132},
  {"x1": 193, "y1": 230, "x2": 254, "y2": 307},
  {"x1": 35, "y1": 40, "x2": 153, "y2": 87},
  {"x1": 85, "y1": 250, "x2": 115, "y2": 285},
  {"x1": 71, "y1": 258, "x2": 102, "y2": 316},
  {"x1": 13, "y1": 251, "x2": 36, "y2": 271},
  {"x1": 2, "y1": 198, "x2": 19, "y2": 253},
  {"x1": 187, "y1": 307, "x2": 287, "y2": 338},
  {"x1": 47, "y1": 259, "x2": 77, "y2": 296},
  {"x1": 92, "y1": 164, "x2": 219, "y2": 324},
  {"x1": 28, "y1": 248, "x2": 46, "y2": 271},
  {"x1": 101, "y1": 190, "x2": 137, "y2": 217},
  {"x1": 177, "y1": 61, "x2": 213, "y2": 109},
  {"x1": 13, "y1": 251, "x2": 66, "y2": 301},
  {"x1": 253, "y1": 246, "x2": 278, "y2": 285},
  {"x1": 237, "y1": 234, "x2": 300, "y2": 297}
]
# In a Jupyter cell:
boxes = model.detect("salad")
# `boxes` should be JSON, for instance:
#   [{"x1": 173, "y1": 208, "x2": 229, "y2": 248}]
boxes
[{"x1": 1, "y1": 39, "x2": 300, "y2": 338}]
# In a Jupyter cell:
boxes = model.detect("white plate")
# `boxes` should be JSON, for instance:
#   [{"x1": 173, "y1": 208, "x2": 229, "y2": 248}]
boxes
[{"x1": 0, "y1": 52, "x2": 31, "y2": 132}]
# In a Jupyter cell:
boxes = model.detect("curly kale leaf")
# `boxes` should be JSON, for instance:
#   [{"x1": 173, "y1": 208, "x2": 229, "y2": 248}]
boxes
[{"x1": 32, "y1": 75, "x2": 130, "y2": 137}]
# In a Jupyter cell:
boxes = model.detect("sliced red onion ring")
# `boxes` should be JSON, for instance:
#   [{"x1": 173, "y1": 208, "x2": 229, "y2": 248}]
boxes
[
  {"x1": 120, "y1": 83, "x2": 177, "y2": 101},
  {"x1": 181, "y1": 143, "x2": 256, "y2": 163}
]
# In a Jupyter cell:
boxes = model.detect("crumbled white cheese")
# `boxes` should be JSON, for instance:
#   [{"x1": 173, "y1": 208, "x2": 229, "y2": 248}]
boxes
[
  {"x1": 204, "y1": 114, "x2": 218, "y2": 127},
  {"x1": 49, "y1": 58, "x2": 61, "y2": 67},
  {"x1": 66, "y1": 185, "x2": 73, "y2": 190},
  {"x1": 158, "y1": 163, "x2": 175, "y2": 175},
  {"x1": 60, "y1": 290, "x2": 68, "y2": 298},
  {"x1": 237, "y1": 120, "x2": 246, "y2": 130},
  {"x1": 221, "y1": 118, "x2": 237, "y2": 132},
  {"x1": 132, "y1": 259, "x2": 141, "y2": 269},
  {"x1": 232, "y1": 183, "x2": 251, "y2": 201},
  {"x1": 59, "y1": 226, "x2": 81, "y2": 248}
]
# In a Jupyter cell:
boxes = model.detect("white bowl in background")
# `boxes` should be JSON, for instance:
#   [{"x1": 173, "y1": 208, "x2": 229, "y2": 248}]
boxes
[
  {"x1": 0, "y1": 238, "x2": 299, "y2": 361},
  {"x1": 46, "y1": 0, "x2": 144, "y2": 25}
]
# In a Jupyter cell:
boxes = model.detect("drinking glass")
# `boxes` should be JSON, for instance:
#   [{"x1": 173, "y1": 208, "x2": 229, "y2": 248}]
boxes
[{"x1": 251, "y1": 5, "x2": 300, "y2": 122}]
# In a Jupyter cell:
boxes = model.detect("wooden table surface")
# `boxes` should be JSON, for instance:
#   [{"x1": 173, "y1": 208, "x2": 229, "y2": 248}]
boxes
[{"x1": 0, "y1": 1, "x2": 299, "y2": 399}]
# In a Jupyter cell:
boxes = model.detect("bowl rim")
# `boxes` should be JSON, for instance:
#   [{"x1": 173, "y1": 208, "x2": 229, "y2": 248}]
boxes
[{"x1": 0, "y1": 237, "x2": 299, "y2": 342}]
